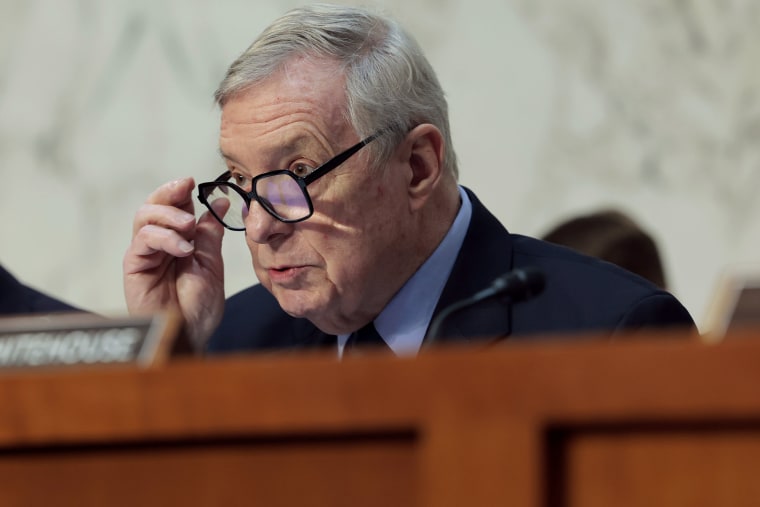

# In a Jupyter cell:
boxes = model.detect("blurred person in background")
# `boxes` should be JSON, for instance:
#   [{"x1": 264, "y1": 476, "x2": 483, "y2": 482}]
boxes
[{"x1": 542, "y1": 209, "x2": 667, "y2": 289}]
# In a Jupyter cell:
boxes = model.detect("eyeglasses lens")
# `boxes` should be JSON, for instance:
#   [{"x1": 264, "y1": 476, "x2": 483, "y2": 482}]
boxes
[
  {"x1": 256, "y1": 173, "x2": 310, "y2": 221},
  {"x1": 202, "y1": 185, "x2": 249, "y2": 229}
]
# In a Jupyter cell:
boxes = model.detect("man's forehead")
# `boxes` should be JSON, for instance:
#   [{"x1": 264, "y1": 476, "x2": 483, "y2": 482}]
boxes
[
  {"x1": 221, "y1": 81, "x2": 347, "y2": 130},
  {"x1": 217, "y1": 127, "x2": 328, "y2": 165},
  {"x1": 217, "y1": 56, "x2": 355, "y2": 161}
]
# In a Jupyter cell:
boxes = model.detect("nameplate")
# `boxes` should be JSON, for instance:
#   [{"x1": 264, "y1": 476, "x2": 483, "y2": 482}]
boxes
[
  {"x1": 703, "y1": 266, "x2": 760, "y2": 343},
  {"x1": 0, "y1": 312, "x2": 184, "y2": 369}
]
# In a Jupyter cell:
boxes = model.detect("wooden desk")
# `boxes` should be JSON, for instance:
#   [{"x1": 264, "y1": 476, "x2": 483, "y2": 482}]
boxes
[{"x1": 1, "y1": 330, "x2": 759, "y2": 506}]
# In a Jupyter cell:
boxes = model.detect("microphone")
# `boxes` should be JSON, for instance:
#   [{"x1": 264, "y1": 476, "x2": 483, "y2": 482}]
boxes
[{"x1": 426, "y1": 267, "x2": 546, "y2": 343}]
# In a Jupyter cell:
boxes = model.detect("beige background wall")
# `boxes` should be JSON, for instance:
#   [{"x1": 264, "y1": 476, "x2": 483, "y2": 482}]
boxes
[{"x1": 2, "y1": 0, "x2": 759, "y2": 332}]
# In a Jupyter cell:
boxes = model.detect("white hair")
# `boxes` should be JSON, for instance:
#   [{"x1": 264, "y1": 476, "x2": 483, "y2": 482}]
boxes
[{"x1": 214, "y1": 3, "x2": 458, "y2": 177}]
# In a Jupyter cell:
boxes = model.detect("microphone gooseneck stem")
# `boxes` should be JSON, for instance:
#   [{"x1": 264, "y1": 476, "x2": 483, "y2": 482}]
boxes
[
  {"x1": 426, "y1": 293, "x2": 483, "y2": 344},
  {"x1": 425, "y1": 267, "x2": 546, "y2": 345}
]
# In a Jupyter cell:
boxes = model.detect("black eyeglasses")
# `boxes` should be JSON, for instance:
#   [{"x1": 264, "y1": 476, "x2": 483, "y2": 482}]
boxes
[{"x1": 197, "y1": 132, "x2": 382, "y2": 230}]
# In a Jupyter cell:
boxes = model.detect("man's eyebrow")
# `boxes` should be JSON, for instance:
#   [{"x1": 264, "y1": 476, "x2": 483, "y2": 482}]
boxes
[{"x1": 217, "y1": 148, "x2": 250, "y2": 173}]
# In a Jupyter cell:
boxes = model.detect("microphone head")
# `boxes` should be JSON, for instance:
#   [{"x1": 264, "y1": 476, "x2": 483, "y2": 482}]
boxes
[{"x1": 493, "y1": 267, "x2": 546, "y2": 302}]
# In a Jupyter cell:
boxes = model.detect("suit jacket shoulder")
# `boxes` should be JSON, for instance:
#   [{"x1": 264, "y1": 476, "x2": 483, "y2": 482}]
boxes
[
  {"x1": 0, "y1": 264, "x2": 78, "y2": 316},
  {"x1": 507, "y1": 233, "x2": 694, "y2": 339},
  {"x1": 420, "y1": 188, "x2": 695, "y2": 342}
]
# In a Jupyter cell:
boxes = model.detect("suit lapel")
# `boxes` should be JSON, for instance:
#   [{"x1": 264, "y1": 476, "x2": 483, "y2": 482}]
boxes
[{"x1": 427, "y1": 188, "x2": 516, "y2": 344}]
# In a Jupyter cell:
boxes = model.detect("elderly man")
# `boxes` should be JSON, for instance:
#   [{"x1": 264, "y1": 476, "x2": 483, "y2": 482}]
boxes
[{"x1": 123, "y1": 4, "x2": 694, "y2": 356}]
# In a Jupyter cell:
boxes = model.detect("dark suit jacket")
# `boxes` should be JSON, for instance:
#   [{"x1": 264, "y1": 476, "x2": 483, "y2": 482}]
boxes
[
  {"x1": 0, "y1": 264, "x2": 78, "y2": 316},
  {"x1": 207, "y1": 189, "x2": 695, "y2": 353}
]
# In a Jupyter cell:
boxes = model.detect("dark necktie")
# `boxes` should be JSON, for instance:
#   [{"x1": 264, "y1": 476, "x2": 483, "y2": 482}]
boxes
[{"x1": 344, "y1": 321, "x2": 389, "y2": 353}]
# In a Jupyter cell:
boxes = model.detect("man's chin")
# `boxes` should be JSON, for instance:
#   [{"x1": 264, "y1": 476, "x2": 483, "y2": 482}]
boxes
[
  {"x1": 273, "y1": 290, "x2": 322, "y2": 320},
  {"x1": 278, "y1": 299, "x2": 345, "y2": 334}
]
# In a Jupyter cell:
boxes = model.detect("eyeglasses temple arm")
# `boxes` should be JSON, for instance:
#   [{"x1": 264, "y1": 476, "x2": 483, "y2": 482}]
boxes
[{"x1": 302, "y1": 131, "x2": 383, "y2": 185}]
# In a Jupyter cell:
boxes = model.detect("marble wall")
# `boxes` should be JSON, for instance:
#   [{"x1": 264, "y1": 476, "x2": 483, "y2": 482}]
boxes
[{"x1": 2, "y1": 0, "x2": 759, "y2": 331}]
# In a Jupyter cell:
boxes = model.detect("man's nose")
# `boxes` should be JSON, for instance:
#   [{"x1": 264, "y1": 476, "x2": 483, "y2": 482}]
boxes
[{"x1": 244, "y1": 200, "x2": 293, "y2": 244}]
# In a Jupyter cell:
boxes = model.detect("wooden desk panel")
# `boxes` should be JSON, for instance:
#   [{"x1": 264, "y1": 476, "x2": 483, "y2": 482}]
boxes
[
  {"x1": 0, "y1": 434, "x2": 416, "y2": 507},
  {"x1": 556, "y1": 424, "x2": 760, "y2": 507},
  {"x1": 1, "y1": 329, "x2": 759, "y2": 506}
]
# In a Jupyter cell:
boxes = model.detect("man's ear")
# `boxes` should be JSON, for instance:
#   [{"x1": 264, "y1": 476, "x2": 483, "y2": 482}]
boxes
[{"x1": 400, "y1": 124, "x2": 446, "y2": 210}]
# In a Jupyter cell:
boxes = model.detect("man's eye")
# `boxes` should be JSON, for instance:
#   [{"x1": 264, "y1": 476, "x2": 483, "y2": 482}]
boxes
[
  {"x1": 291, "y1": 163, "x2": 316, "y2": 178},
  {"x1": 231, "y1": 173, "x2": 251, "y2": 188}
]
